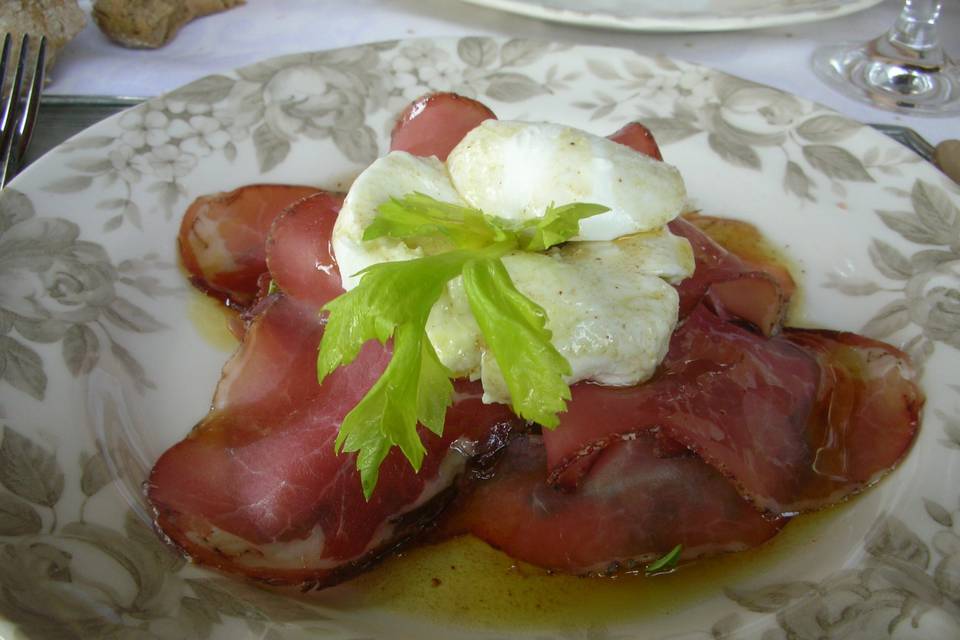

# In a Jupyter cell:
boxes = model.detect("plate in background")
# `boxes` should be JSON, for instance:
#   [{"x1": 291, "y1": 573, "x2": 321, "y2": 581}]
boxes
[{"x1": 459, "y1": 0, "x2": 885, "y2": 31}]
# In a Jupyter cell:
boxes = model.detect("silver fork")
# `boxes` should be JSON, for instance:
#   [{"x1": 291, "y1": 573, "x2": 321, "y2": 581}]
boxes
[{"x1": 0, "y1": 33, "x2": 46, "y2": 189}]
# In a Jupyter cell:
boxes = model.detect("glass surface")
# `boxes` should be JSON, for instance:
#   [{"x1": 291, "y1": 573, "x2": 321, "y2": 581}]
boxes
[{"x1": 812, "y1": 0, "x2": 960, "y2": 115}]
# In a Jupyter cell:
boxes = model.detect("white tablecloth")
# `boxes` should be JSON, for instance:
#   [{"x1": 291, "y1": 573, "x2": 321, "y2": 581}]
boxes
[{"x1": 50, "y1": 0, "x2": 959, "y2": 145}]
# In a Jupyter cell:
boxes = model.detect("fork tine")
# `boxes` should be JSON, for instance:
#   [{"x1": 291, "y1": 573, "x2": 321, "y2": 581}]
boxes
[
  {"x1": 1, "y1": 33, "x2": 44, "y2": 189},
  {"x1": 14, "y1": 36, "x2": 46, "y2": 167},
  {"x1": 0, "y1": 33, "x2": 15, "y2": 158},
  {"x1": 1, "y1": 33, "x2": 28, "y2": 189}
]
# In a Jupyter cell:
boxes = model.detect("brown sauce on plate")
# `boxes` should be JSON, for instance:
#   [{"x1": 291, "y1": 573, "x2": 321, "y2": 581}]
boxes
[{"x1": 335, "y1": 508, "x2": 835, "y2": 630}]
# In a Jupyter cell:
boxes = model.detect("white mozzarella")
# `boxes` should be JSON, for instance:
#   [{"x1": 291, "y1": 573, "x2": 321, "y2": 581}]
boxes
[
  {"x1": 425, "y1": 278, "x2": 482, "y2": 378},
  {"x1": 557, "y1": 227, "x2": 695, "y2": 285},
  {"x1": 446, "y1": 120, "x2": 686, "y2": 241},
  {"x1": 331, "y1": 151, "x2": 464, "y2": 290},
  {"x1": 495, "y1": 251, "x2": 679, "y2": 403},
  {"x1": 424, "y1": 227, "x2": 693, "y2": 404},
  {"x1": 330, "y1": 121, "x2": 695, "y2": 407}
]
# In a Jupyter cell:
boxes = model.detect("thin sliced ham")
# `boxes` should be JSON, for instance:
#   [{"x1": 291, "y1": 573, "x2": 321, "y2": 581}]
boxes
[
  {"x1": 684, "y1": 213, "x2": 796, "y2": 302},
  {"x1": 265, "y1": 191, "x2": 344, "y2": 307},
  {"x1": 544, "y1": 303, "x2": 819, "y2": 512},
  {"x1": 781, "y1": 329, "x2": 922, "y2": 510},
  {"x1": 148, "y1": 293, "x2": 519, "y2": 587},
  {"x1": 670, "y1": 216, "x2": 791, "y2": 336},
  {"x1": 390, "y1": 92, "x2": 496, "y2": 161},
  {"x1": 607, "y1": 118, "x2": 794, "y2": 336},
  {"x1": 437, "y1": 434, "x2": 786, "y2": 575},
  {"x1": 543, "y1": 303, "x2": 922, "y2": 516},
  {"x1": 179, "y1": 184, "x2": 326, "y2": 309},
  {"x1": 608, "y1": 122, "x2": 664, "y2": 161}
]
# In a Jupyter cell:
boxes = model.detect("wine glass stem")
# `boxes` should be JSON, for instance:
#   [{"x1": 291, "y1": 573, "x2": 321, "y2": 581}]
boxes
[{"x1": 886, "y1": 0, "x2": 944, "y2": 65}]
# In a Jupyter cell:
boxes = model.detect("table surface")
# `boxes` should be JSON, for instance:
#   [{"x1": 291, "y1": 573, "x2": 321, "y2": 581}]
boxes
[{"x1": 46, "y1": 0, "x2": 960, "y2": 147}]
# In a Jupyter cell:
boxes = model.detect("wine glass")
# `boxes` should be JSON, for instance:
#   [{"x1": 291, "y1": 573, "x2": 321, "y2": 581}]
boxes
[{"x1": 812, "y1": 0, "x2": 960, "y2": 116}]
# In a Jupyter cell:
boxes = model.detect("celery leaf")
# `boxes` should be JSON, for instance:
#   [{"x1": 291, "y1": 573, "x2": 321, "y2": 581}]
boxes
[
  {"x1": 320, "y1": 193, "x2": 607, "y2": 497},
  {"x1": 365, "y1": 192, "x2": 507, "y2": 250},
  {"x1": 518, "y1": 202, "x2": 610, "y2": 251},
  {"x1": 318, "y1": 251, "x2": 471, "y2": 380},
  {"x1": 645, "y1": 544, "x2": 683, "y2": 576},
  {"x1": 318, "y1": 251, "x2": 471, "y2": 498},
  {"x1": 462, "y1": 257, "x2": 571, "y2": 428}
]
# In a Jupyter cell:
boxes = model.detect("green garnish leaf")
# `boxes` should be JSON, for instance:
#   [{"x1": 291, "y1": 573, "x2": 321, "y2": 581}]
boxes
[
  {"x1": 364, "y1": 192, "x2": 508, "y2": 250},
  {"x1": 320, "y1": 192, "x2": 609, "y2": 498},
  {"x1": 462, "y1": 258, "x2": 571, "y2": 427},
  {"x1": 645, "y1": 544, "x2": 683, "y2": 576},
  {"x1": 332, "y1": 323, "x2": 450, "y2": 497},
  {"x1": 518, "y1": 202, "x2": 611, "y2": 252},
  {"x1": 318, "y1": 251, "x2": 472, "y2": 379},
  {"x1": 318, "y1": 251, "x2": 472, "y2": 498}
]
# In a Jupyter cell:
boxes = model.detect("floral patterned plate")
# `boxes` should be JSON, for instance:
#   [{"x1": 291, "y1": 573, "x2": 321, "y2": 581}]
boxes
[
  {"x1": 457, "y1": 0, "x2": 884, "y2": 32},
  {"x1": 1, "y1": 37, "x2": 959, "y2": 640}
]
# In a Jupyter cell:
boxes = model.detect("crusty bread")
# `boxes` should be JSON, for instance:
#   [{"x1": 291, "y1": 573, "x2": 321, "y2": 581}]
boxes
[
  {"x1": 93, "y1": 0, "x2": 245, "y2": 49},
  {"x1": 0, "y1": 0, "x2": 86, "y2": 82}
]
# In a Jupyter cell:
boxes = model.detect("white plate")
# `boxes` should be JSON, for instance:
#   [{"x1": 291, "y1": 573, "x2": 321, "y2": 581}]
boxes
[
  {"x1": 1, "y1": 37, "x2": 959, "y2": 639},
  {"x1": 459, "y1": 0, "x2": 884, "y2": 31}
]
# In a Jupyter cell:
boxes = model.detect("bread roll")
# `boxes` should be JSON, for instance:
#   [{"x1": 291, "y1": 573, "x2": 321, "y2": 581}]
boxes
[
  {"x1": 0, "y1": 0, "x2": 86, "y2": 82},
  {"x1": 93, "y1": 0, "x2": 245, "y2": 49}
]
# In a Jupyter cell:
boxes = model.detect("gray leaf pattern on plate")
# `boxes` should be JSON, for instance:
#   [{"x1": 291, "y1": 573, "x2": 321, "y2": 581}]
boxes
[
  {"x1": 0, "y1": 189, "x2": 173, "y2": 402},
  {"x1": 824, "y1": 179, "x2": 960, "y2": 365},
  {"x1": 0, "y1": 424, "x2": 343, "y2": 639},
  {"x1": 568, "y1": 62, "x2": 926, "y2": 205},
  {"x1": 40, "y1": 38, "x2": 561, "y2": 231},
  {"x1": 724, "y1": 512, "x2": 960, "y2": 638}
]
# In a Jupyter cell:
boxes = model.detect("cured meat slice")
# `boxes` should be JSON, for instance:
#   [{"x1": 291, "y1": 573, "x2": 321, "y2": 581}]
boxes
[
  {"x1": 438, "y1": 434, "x2": 785, "y2": 575},
  {"x1": 781, "y1": 329, "x2": 922, "y2": 510},
  {"x1": 684, "y1": 213, "x2": 796, "y2": 301},
  {"x1": 390, "y1": 92, "x2": 496, "y2": 161},
  {"x1": 543, "y1": 304, "x2": 923, "y2": 516},
  {"x1": 669, "y1": 216, "x2": 791, "y2": 335},
  {"x1": 265, "y1": 191, "x2": 345, "y2": 308},
  {"x1": 544, "y1": 303, "x2": 819, "y2": 513},
  {"x1": 608, "y1": 122, "x2": 663, "y2": 161},
  {"x1": 606, "y1": 118, "x2": 792, "y2": 336},
  {"x1": 148, "y1": 294, "x2": 519, "y2": 587},
  {"x1": 179, "y1": 184, "x2": 323, "y2": 309}
]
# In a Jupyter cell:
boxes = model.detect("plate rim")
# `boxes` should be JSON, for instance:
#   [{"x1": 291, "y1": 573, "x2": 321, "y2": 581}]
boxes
[
  {"x1": 1, "y1": 35, "x2": 959, "y2": 640},
  {"x1": 457, "y1": 0, "x2": 886, "y2": 32}
]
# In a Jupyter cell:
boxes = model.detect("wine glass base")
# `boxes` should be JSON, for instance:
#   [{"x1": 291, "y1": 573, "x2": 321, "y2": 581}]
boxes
[{"x1": 812, "y1": 42, "x2": 960, "y2": 116}]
